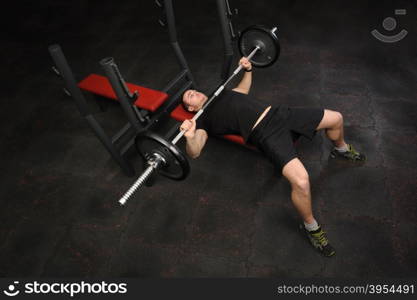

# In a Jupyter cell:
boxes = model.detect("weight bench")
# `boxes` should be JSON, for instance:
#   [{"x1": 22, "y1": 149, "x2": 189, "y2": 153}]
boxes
[
  {"x1": 78, "y1": 73, "x2": 258, "y2": 148},
  {"x1": 79, "y1": 73, "x2": 253, "y2": 148}
]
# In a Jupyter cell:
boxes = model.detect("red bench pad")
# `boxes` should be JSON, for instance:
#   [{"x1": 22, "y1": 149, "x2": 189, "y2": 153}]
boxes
[
  {"x1": 78, "y1": 74, "x2": 168, "y2": 112},
  {"x1": 170, "y1": 105, "x2": 248, "y2": 146}
]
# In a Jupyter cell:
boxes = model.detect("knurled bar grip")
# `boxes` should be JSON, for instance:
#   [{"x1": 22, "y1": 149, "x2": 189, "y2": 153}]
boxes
[{"x1": 118, "y1": 46, "x2": 260, "y2": 205}]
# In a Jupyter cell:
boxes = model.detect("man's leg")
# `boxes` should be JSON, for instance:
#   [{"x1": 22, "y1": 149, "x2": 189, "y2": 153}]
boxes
[
  {"x1": 316, "y1": 109, "x2": 347, "y2": 148},
  {"x1": 316, "y1": 109, "x2": 366, "y2": 161},
  {"x1": 282, "y1": 158, "x2": 314, "y2": 224},
  {"x1": 282, "y1": 157, "x2": 336, "y2": 257}
]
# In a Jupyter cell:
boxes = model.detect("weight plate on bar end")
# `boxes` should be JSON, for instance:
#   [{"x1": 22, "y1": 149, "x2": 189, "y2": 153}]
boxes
[
  {"x1": 238, "y1": 25, "x2": 281, "y2": 68},
  {"x1": 135, "y1": 131, "x2": 190, "y2": 180}
]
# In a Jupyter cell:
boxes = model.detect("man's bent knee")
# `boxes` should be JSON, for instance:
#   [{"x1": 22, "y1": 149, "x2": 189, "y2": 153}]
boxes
[
  {"x1": 293, "y1": 175, "x2": 310, "y2": 193},
  {"x1": 282, "y1": 158, "x2": 310, "y2": 192},
  {"x1": 334, "y1": 111, "x2": 343, "y2": 127},
  {"x1": 317, "y1": 109, "x2": 343, "y2": 130}
]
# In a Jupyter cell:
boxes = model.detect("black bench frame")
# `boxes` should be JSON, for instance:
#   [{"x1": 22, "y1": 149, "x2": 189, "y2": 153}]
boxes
[
  {"x1": 48, "y1": 0, "x2": 196, "y2": 177},
  {"x1": 48, "y1": 0, "x2": 239, "y2": 177}
]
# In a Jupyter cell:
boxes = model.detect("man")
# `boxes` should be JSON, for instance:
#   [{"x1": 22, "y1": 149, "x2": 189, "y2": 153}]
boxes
[{"x1": 180, "y1": 57, "x2": 365, "y2": 257}]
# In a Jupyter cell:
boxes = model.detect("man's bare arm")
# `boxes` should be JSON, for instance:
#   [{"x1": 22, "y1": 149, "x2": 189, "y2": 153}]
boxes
[
  {"x1": 180, "y1": 119, "x2": 208, "y2": 159},
  {"x1": 232, "y1": 57, "x2": 252, "y2": 95},
  {"x1": 185, "y1": 129, "x2": 208, "y2": 159}
]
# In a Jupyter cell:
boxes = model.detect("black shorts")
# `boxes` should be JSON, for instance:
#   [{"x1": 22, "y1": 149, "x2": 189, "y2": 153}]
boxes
[{"x1": 248, "y1": 106, "x2": 324, "y2": 171}]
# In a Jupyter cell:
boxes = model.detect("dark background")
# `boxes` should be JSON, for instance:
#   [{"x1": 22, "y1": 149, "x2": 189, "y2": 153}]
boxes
[{"x1": 1, "y1": 0, "x2": 416, "y2": 277}]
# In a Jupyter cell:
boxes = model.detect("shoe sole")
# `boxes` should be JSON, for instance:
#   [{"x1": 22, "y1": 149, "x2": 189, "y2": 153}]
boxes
[{"x1": 329, "y1": 152, "x2": 366, "y2": 162}]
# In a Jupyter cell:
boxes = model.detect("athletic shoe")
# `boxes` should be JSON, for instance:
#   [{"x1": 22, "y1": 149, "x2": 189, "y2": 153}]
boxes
[
  {"x1": 330, "y1": 144, "x2": 366, "y2": 162},
  {"x1": 300, "y1": 225, "x2": 336, "y2": 257}
]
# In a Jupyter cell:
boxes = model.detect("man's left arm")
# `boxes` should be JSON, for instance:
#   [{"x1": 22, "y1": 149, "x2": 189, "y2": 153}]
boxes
[{"x1": 232, "y1": 57, "x2": 252, "y2": 95}]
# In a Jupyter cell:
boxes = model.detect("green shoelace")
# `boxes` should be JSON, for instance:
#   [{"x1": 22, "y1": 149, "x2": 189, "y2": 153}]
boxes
[
  {"x1": 312, "y1": 230, "x2": 328, "y2": 246},
  {"x1": 346, "y1": 144, "x2": 362, "y2": 159}
]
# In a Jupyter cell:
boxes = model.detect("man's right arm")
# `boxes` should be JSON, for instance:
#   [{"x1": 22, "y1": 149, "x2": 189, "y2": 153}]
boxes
[
  {"x1": 185, "y1": 129, "x2": 208, "y2": 159},
  {"x1": 181, "y1": 119, "x2": 208, "y2": 159}
]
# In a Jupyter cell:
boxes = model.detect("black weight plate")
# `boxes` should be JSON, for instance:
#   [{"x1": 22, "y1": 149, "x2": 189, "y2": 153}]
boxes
[
  {"x1": 135, "y1": 131, "x2": 190, "y2": 181},
  {"x1": 238, "y1": 25, "x2": 280, "y2": 68}
]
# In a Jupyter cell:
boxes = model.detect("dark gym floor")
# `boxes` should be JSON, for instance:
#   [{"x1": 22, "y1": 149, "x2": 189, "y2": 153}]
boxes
[{"x1": 2, "y1": 0, "x2": 416, "y2": 278}]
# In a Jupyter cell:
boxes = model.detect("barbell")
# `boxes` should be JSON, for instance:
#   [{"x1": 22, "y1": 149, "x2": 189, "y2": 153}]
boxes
[{"x1": 119, "y1": 25, "x2": 281, "y2": 205}]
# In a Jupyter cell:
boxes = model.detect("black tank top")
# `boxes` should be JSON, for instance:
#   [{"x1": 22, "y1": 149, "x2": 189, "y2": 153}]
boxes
[{"x1": 196, "y1": 90, "x2": 271, "y2": 142}]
